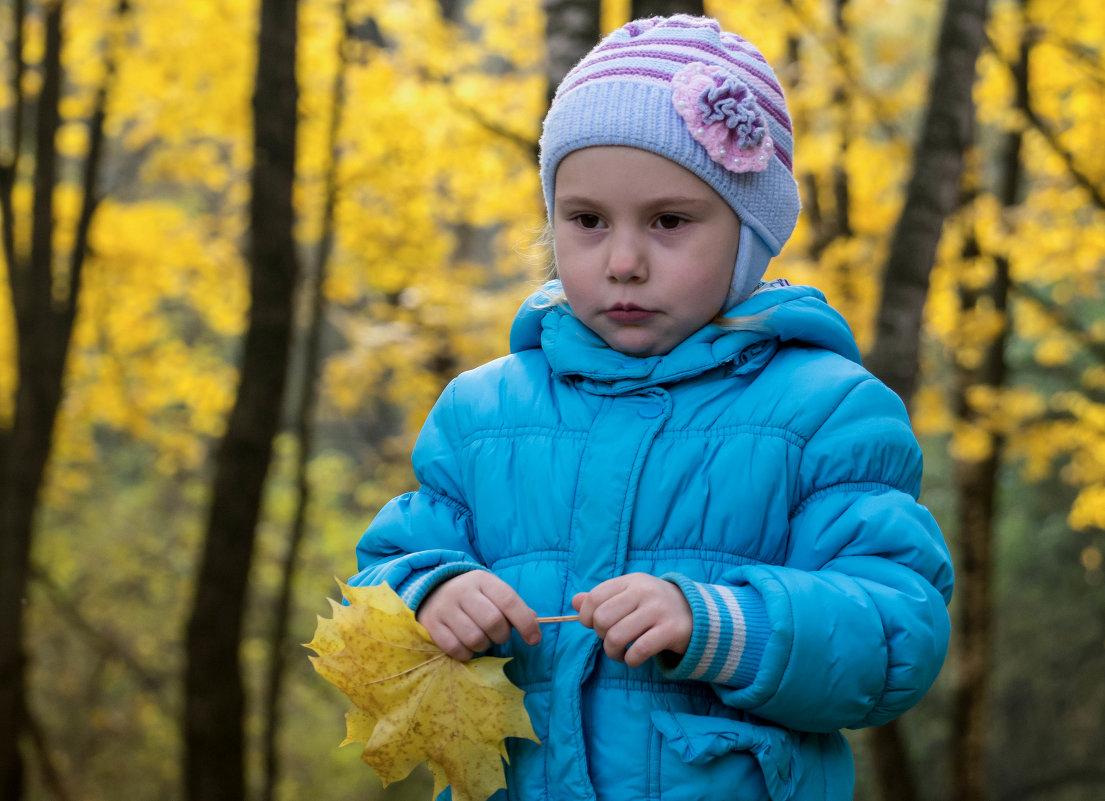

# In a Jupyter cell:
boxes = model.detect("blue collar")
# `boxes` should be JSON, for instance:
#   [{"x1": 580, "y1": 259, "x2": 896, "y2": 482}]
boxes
[{"x1": 509, "y1": 281, "x2": 861, "y2": 395}]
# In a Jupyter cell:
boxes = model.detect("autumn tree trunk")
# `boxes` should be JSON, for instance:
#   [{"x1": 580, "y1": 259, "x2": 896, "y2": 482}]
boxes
[
  {"x1": 865, "y1": 0, "x2": 990, "y2": 404},
  {"x1": 802, "y1": 0, "x2": 854, "y2": 265},
  {"x1": 949, "y1": 243, "x2": 1008, "y2": 801},
  {"x1": 949, "y1": 6, "x2": 1030, "y2": 800},
  {"x1": 182, "y1": 0, "x2": 300, "y2": 799},
  {"x1": 542, "y1": 0, "x2": 601, "y2": 109},
  {"x1": 1, "y1": 1, "x2": 101, "y2": 795},
  {"x1": 0, "y1": 8, "x2": 63, "y2": 798},
  {"x1": 258, "y1": 3, "x2": 345, "y2": 800},
  {"x1": 862, "y1": 1, "x2": 989, "y2": 799}
]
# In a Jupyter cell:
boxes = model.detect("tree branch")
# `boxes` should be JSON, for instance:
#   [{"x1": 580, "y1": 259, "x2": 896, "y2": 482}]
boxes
[
  {"x1": 1021, "y1": 100, "x2": 1105, "y2": 210},
  {"x1": 985, "y1": 34, "x2": 1105, "y2": 210},
  {"x1": 67, "y1": 0, "x2": 131, "y2": 320},
  {"x1": 30, "y1": 566, "x2": 166, "y2": 692},
  {"x1": 24, "y1": 702, "x2": 73, "y2": 801},
  {"x1": 1010, "y1": 281, "x2": 1105, "y2": 366}
]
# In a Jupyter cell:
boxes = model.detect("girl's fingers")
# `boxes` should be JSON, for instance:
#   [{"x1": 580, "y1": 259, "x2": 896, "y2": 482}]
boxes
[
  {"x1": 425, "y1": 621, "x2": 475, "y2": 661},
  {"x1": 599, "y1": 612, "x2": 649, "y2": 663},
  {"x1": 572, "y1": 575, "x2": 693, "y2": 665},
  {"x1": 480, "y1": 576, "x2": 541, "y2": 646},
  {"x1": 459, "y1": 592, "x2": 512, "y2": 644},
  {"x1": 445, "y1": 612, "x2": 492, "y2": 656},
  {"x1": 622, "y1": 626, "x2": 671, "y2": 667},
  {"x1": 592, "y1": 594, "x2": 641, "y2": 638},
  {"x1": 418, "y1": 571, "x2": 542, "y2": 656}
]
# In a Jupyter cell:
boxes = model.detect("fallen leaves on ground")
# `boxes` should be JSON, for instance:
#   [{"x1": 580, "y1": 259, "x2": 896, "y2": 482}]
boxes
[{"x1": 306, "y1": 581, "x2": 538, "y2": 801}]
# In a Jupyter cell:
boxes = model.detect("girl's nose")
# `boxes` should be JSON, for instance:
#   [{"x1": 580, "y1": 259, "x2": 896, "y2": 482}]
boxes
[{"x1": 605, "y1": 230, "x2": 647, "y2": 282}]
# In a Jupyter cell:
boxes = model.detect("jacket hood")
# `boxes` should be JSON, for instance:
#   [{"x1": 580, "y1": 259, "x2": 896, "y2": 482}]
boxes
[{"x1": 509, "y1": 280, "x2": 862, "y2": 394}]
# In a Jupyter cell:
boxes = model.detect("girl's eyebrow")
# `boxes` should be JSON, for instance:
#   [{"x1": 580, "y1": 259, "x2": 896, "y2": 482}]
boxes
[
  {"x1": 553, "y1": 195, "x2": 598, "y2": 208},
  {"x1": 555, "y1": 194, "x2": 713, "y2": 210},
  {"x1": 643, "y1": 196, "x2": 714, "y2": 212}
]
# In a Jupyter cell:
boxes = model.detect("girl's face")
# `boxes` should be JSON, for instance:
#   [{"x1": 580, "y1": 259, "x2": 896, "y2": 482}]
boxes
[{"x1": 552, "y1": 146, "x2": 741, "y2": 357}]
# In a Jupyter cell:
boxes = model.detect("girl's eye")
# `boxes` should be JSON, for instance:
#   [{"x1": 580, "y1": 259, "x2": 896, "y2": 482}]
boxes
[
  {"x1": 656, "y1": 214, "x2": 684, "y2": 230},
  {"x1": 575, "y1": 213, "x2": 603, "y2": 229}
]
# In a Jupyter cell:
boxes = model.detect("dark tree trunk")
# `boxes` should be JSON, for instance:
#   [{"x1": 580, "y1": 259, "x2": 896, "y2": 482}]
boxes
[
  {"x1": 865, "y1": 0, "x2": 990, "y2": 406},
  {"x1": 631, "y1": 0, "x2": 703, "y2": 17},
  {"x1": 0, "y1": 0, "x2": 27, "y2": 275},
  {"x1": 542, "y1": 0, "x2": 601, "y2": 109},
  {"x1": 862, "y1": 1, "x2": 989, "y2": 799},
  {"x1": 258, "y1": 3, "x2": 345, "y2": 800},
  {"x1": 1, "y1": 5, "x2": 71, "y2": 798},
  {"x1": 949, "y1": 5, "x2": 1028, "y2": 800},
  {"x1": 949, "y1": 254, "x2": 1007, "y2": 801},
  {"x1": 867, "y1": 719, "x2": 920, "y2": 801},
  {"x1": 182, "y1": 0, "x2": 300, "y2": 799}
]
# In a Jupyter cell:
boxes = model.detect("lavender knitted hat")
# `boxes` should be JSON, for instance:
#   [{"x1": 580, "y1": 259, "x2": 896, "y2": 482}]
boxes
[{"x1": 539, "y1": 15, "x2": 800, "y2": 305}]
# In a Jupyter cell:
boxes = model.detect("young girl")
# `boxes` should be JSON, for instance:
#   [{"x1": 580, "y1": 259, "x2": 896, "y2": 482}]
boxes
[{"x1": 348, "y1": 15, "x2": 953, "y2": 801}]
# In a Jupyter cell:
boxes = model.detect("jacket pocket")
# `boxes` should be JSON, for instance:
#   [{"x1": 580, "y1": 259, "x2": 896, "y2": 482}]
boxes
[{"x1": 649, "y1": 711, "x2": 798, "y2": 801}]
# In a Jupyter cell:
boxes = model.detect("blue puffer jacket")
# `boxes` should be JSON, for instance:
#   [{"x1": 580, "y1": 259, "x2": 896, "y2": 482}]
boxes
[{"x1": 350, "y1": 281, "x2": 954, "y2": 801}]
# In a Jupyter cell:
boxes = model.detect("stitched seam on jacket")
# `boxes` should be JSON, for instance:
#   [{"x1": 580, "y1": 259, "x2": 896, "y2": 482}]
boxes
[
  {"x1": 626, "y1": 547, "x2": 763, "y2": 565},
  {"x1": 489, "y1": 550, "x2": 569, "y2": 570},
  {"x1": 418, "y1": 484, "x2": 472, "y2": 518},
  {"x1": 790, "y1": 480, "x2": 900, "y2": 519},
  {"x1": 655, "y1": 424, "x2": 806, "y2": 447},
  {"x1": 511, "y1": 680, "x2": 554, "y2": 693},
  {"x1": 460, "y1": 426, "x2": 589, "y2": 449},
  {"x1": 587, "y1": 677, "x2": 717, "y2": 697}
]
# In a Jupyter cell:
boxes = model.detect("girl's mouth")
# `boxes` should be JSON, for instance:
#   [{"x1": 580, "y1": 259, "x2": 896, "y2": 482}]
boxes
[{"x1": 605, "y1": 304, "x2": 656, "y2": 324}]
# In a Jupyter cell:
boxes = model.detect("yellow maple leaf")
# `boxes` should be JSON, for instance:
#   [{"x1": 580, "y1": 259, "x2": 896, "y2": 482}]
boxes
[{"x1": 306, "y1": 581, "x2": 538, "y2": 801}]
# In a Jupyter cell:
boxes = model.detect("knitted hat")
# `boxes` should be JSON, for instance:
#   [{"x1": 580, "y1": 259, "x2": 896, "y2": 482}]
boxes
[{"x1": 539, "y1": 15, "x2": 800, "y2": 306}]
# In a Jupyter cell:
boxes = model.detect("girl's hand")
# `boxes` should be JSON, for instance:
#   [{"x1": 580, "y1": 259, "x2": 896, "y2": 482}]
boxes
[
  {"x1": 572, "y1": 573, "x2": 693, "y2": 668},
  {"x1": 417, "y1": 571, "x2": 541, "y2": 661}
]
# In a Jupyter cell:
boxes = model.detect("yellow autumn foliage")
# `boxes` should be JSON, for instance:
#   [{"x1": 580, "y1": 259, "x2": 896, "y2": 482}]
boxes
[
  {"x1": 910, "y1": 0, "x2": 1105, "y2": 529},
  {"x1": 2, "y1": 0, "x2": 1103, "y2": 588},
  {"x1": 2, "y1": 1, "x2": 1105, "y2": 797}
]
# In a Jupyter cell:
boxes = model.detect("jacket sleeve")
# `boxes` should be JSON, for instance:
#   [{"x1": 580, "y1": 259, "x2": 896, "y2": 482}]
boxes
[
  {"x1": 347, "y1": 380, "x2": 487, "y2": 609},
  {"x1": 661, "y1": 375, "x2": 954, "y2": 733}
]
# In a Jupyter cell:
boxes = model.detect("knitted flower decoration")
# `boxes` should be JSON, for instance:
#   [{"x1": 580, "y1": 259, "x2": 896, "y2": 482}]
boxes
[
  {"x1": 622, "y1": 17, "x2": 661, "y2": 36},
  {"x1": 671, "y1": 62, "x2": 774, "y2": 174}
]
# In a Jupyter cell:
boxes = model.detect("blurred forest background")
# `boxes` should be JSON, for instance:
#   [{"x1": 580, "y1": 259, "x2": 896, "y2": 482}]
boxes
[{"x1": 1, "y1": 0, "x2": 1104, "y2": 799}]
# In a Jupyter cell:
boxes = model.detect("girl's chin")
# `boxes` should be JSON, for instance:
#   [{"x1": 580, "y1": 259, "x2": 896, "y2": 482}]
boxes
[
  {"x1": 601, "y1": 331, "x2": 672, "y2": 358},
  {"x1": 577, "y1": 315, "x2": 675, "y2": 357}
]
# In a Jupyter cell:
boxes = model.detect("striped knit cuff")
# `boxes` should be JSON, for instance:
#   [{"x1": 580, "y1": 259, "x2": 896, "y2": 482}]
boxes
[
  {"x1": 659, "y1": 574, "x2": 769, "y2": 688},
  {"x1": 397, "y1": 562, "x2": 487, "y2": 611}
]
